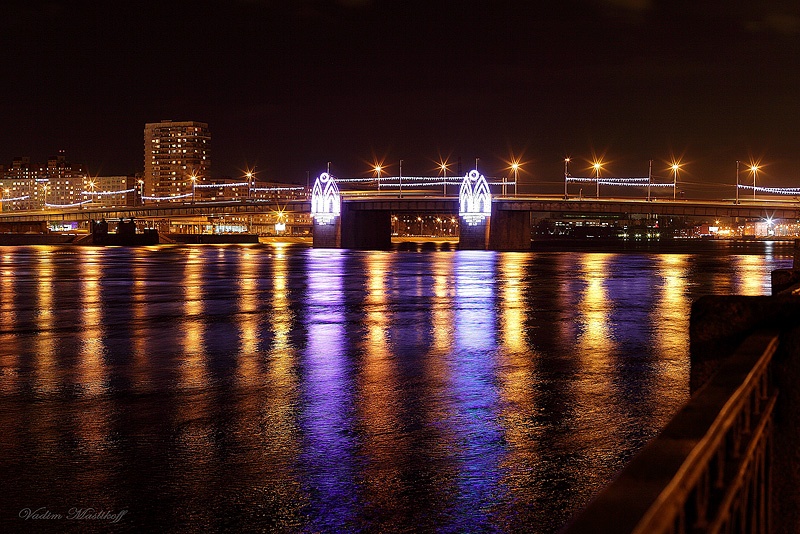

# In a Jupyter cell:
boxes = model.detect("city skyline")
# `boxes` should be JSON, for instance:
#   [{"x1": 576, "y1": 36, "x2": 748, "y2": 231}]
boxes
[{"x1": 2, "y1": 1, "x2": 800, "y2": 193}]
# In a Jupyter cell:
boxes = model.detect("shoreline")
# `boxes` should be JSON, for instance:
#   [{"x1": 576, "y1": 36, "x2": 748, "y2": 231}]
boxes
[{"x1": 0, "y1": 233, "x2": 794, "y2": 253}]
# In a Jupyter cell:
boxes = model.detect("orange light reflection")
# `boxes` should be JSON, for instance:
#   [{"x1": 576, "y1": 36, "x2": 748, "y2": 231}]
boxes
[
  {"x1": 0, "y1": 253, "x2": 19, "y2": 394},
  {"x1": 32, "y1": 250, "x2": 57, "y2": 394}
]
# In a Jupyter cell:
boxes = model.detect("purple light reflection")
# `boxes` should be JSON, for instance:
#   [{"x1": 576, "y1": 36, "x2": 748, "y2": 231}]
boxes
[
  {"x1": 298, "y1": 249, "x2": 362, "y2": 531},
  {"x1": 448, "y1": 251, "x2": 506, "y2": 527}
]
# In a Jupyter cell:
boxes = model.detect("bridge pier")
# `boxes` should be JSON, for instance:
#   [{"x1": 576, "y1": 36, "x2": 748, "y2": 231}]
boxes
[
  {"x1": 487, "y1": 207, "x2": 531, "y2": 251},
  {"x1": 458, "y1": 218, "x2": 489, "y2": 249},
  {"x1": 340, "y1": 204, "x2": 392, "y2": 250},
  {"x1": 312, "y1": 217, "x2": 341, "y2": 248}
]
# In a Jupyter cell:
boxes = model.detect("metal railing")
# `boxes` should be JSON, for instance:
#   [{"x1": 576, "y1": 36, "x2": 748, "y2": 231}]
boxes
[{"x1": 562, "y1": 329, "x2": 778, "y2": 533}]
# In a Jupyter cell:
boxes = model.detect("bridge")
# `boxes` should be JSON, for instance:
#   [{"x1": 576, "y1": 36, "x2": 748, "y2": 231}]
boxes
[
  {"x1": 2, "y1": 170, "x2": 800, "y2": 249},
  {"x1": 0, "y1": 196, "x2": 795, "y2": 222}
]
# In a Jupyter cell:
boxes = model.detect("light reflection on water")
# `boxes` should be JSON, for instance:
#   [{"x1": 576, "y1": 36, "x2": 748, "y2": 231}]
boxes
[{"x1": 0, "y1": 243, "x2": 791, "y2": 533}]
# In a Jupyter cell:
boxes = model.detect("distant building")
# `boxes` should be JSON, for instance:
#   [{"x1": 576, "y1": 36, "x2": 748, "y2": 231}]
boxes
[
  {"x1": 45, "y1": 151, "x2": 87, "y2": 207},
  {"x1": 143, "y1": 120, "x2": 210, "y2": 202},
  {"x1": 0, "y1": 157, "x2": 46, "y2": 211},
  {"x1": 86, "y1": 175, "x2": 136, "y2": 208},
  {"x1": 0, "y1": 152, "x2": 88, "y2": 210}
]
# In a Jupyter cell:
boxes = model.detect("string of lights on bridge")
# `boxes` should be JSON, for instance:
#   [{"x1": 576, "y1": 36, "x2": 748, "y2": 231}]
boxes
[
  {"x1": 7, "y1": 160, "x2": 800, "y2": 207},
  {"x1": 565, "y1": 176, "x2": 675, "y2": 187},
  {"x1": 737, "y1": 184, "x2": 800, "y2": 195},
  {"x1": 334, "y1": 176, "x2": 514, "y2": 186},
  {"x1": 16, "y1": 183, "x2": 308, "y2": 207}
]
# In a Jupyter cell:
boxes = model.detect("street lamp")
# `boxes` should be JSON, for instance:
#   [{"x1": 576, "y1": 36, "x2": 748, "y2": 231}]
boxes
[
  {"x1": 399, "y1": 159, "x2": 403, "y2": 198},
  {"x1": 670, "y1": 162, "x2": 682, "y2": 200},
  {"x1": 564, "y1": 158, "x2": 570, "y2": 199},
  {"x1": 417, "y1": 216, "x2": 423, "y2": 235},
  {"x1": 592, "y1": 161, "x2": 603, "y2": 198},
  {"x1": 439, "y1": 161, "x2": 449, "y2": 196},
  {"x1": 87, "y1": 180, "x2": 95, "y2": 207},
  {"x1": 374, "y1": 164, "x2": 382, "y2": 191},
  {"x1": 138, "y1": 179, "x2": 144, "y2": 206},
  {"x1": 511, "y1": 161, "x2": 520, "y2": 196},
  {"x1": 190, "y1": 173, "x2": 197, "y2": 204},
  {"x1": 246, "y1": 171, "x2": 254, "y2": 200},
  {"x1": 750, "y1": 164, "x2": 759, "y2": 201}
]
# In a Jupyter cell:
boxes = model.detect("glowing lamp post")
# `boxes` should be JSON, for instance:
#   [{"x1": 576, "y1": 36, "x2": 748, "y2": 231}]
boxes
[
  {"x1": 399, "y1": 159, "x2": 403, "y2": 198},
  {"x1": 138, "y1": 179, "x2": 144, "y2": 206},
  {"x1": 750, "y1": 164, "x2": 759, "y2": 201},
  {"x1": 190, "y1": 174, "x2": 197, "y2": 204},
  {"x1": 440, "y1": 162, "x2": 448, "y2": 196},
  {"x1": 593, "y1": 161, "x2": 603, "y2": 198},
  {"x1": 88, "y1": 180, "x2": 95, "y2": 207},
  {"x1": 564, "y1": 158, "x2": 570, "y2": 199},
  {"x1": 511, "y1": 162, "x2": 520, "y2": 196},
  {"x1": 671, "y1": 163, "x2": 681, "y2": 200},
  {"x1": 374, "y1": 165, "x2": 382, "y2": 192},
  {"x1": 246, "y1": 171, "x2": 254, "y2": 200}
]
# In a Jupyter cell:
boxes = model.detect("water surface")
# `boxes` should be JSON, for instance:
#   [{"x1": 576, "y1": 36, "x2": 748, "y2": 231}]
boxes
[{"x1": 0, "y1": 243, "x2": 790, "y2": 532}]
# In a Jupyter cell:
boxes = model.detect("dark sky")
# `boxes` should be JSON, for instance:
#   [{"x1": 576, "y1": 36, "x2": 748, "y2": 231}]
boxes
[{"x1": 2, "y1": 0, "x2": 800, "y2": 197}]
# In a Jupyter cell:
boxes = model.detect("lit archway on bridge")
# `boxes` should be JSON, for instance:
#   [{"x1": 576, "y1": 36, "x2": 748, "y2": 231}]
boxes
[
  {"x1": 311, "y1": 172, "x2": 341, "y2": 225},
  {"x1": 459, "y1": 170, "x2": 492, "y2": 225}
]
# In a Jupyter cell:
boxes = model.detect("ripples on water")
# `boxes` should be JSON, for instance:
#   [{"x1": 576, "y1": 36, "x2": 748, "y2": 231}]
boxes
[{"x1": 0, "y1": 243, "x2": 790, "y2": 532}]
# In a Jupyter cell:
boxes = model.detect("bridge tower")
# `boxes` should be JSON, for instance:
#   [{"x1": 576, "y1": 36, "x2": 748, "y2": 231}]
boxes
[
  {"x1": 311, "y1": 172, "x2": 342, "y2": 247},
  {"x1": 458, "y1": 170, "x2": 492, "y2": 249}
]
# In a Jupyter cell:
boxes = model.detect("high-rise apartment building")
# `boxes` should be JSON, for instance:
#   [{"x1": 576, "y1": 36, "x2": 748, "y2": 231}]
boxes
[{"x1": 143, "y1": 120, "x2": 210, "y2": 201}]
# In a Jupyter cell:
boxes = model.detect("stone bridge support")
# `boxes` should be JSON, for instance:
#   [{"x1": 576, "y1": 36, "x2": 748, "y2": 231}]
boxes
[
  {"x1": 340, "y1": 204, "x2": 392, "y2": 250},
  {"x1": 458, "y1": 218, "x2": 489, "y2": 249},
  {"x1": 312, "y1": 217, "x2": 341, "y2": 248}
]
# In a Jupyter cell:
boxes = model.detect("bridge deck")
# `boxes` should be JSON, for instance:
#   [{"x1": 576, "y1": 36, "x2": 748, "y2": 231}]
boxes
[{"x1": 1, "y1": 196, "x2": 798, "y2": 222}]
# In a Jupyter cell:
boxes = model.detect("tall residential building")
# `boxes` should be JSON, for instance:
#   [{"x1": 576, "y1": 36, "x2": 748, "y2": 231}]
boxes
[{"x1": 143, "y1": 120, "x2": 210, "y2": 201}]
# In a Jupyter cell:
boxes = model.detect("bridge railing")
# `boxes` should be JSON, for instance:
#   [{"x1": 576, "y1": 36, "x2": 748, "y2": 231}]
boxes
[{"x1": 563, "y1": 265, "x2": 800, "y2": 533}]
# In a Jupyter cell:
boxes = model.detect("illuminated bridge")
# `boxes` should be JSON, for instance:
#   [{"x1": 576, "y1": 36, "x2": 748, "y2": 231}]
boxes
[{"x1": 2, "y1": 170, "x2": 800, "y2": 249}]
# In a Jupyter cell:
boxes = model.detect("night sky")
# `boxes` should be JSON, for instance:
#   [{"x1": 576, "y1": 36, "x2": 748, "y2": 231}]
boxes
[{"x1": 2, "y1": 0, "x2": 800, "y2": 197}]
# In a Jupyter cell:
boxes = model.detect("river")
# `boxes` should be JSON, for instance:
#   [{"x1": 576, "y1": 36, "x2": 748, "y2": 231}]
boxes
[{"x1": 0, "y1": 241, "x2": 791, "y2": 532}]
